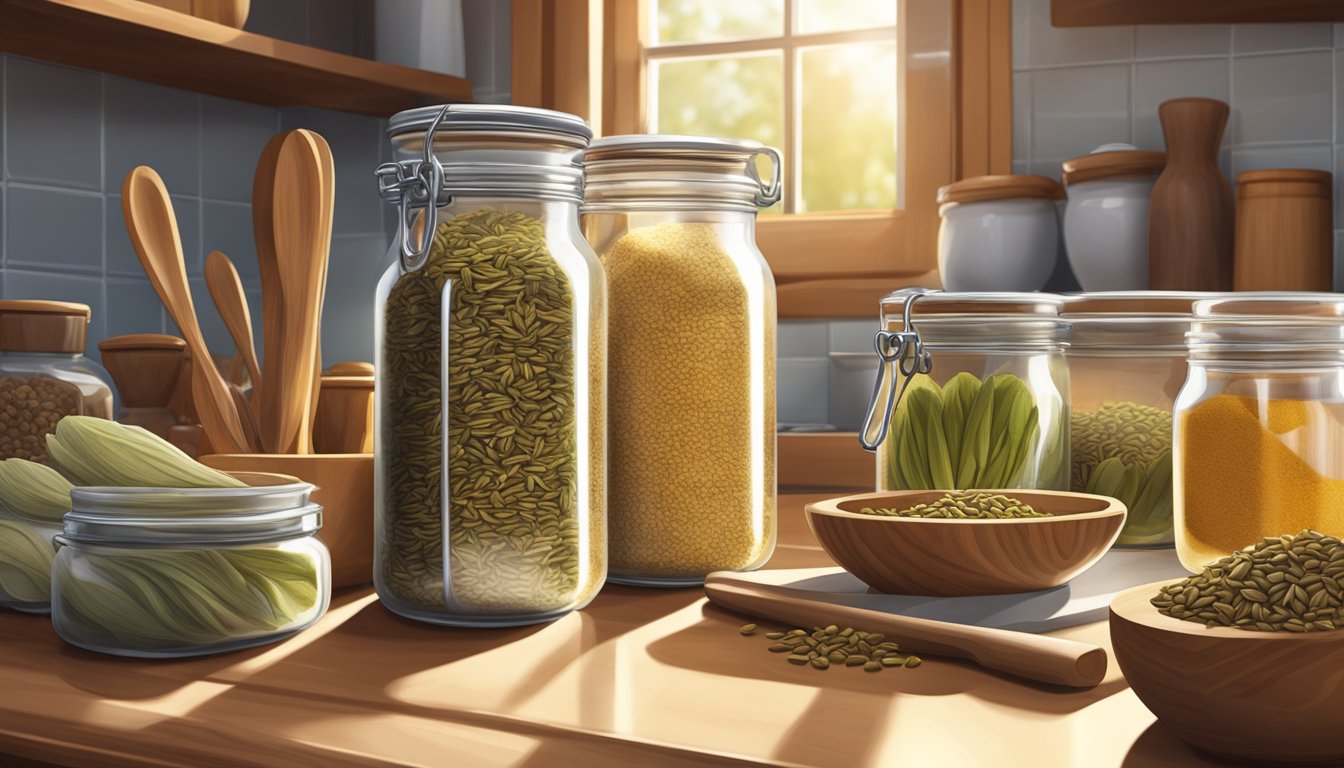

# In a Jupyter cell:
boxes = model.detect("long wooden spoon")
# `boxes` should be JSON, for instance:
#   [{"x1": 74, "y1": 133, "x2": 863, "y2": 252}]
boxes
[
  {"x1": 270, "y1": 131, "x2": 330, "y2": 455},
  {"x1": 122, "y1": 166, "x2": 249, "y2": 454},
  {"x1": 704, "y1": 573, "x2": 1108, "y2": 688},
  {"x1": 254, "y1": 130, "x2": 289, "y2": 453},
  {"x1": 298, "y1": 129, "x2": 334, "y2": 454},
  {"x1": 204, "y1": 250, "x2": 263, "y2": 405}
]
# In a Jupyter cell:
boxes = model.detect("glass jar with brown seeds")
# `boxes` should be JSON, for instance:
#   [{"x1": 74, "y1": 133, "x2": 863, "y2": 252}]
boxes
[
  {"x1": 0, "y1": 301, "x2": 116, "y2": 463},
  {"x1": 583, "y1": 136, "x2": 780, "y2": 586},
  {"x1": 374, "y1": 106, "x2": 606, "y2": 627}
]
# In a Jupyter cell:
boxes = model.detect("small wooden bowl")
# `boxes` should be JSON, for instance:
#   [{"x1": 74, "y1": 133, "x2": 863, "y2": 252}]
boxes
[
  {"x1": 200, "y1": 453, "x2": 373, "y2": 588},
  {"x1": 1111, "y1": 581, "x2": 1344, "y2": 765},
  {"x1": 804, "y1": 489, "x2": 1126, "y2": 596}
]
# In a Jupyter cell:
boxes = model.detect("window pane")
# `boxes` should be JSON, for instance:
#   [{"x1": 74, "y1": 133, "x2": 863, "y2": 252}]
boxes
[
  {"x1": 799, "y1": 42, "x2": 898, "y2": 212},
  {"x1": 653, "y1": 0, "x2": 783, "y2": 45},
  {"x1": 797, "y1": 0, "x2": 897, "y2": 35},
  {"x1": 651, "y1": 53, "x2": 784, "y2": 150}
]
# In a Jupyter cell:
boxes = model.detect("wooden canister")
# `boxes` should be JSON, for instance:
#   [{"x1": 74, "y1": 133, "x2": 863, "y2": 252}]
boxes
[
  {"x1": 1234, "y1": 169, "x2": 1333, "y2": 291},
  {"x1": 1148, "y1": 98, "x2": 1234, "y2": 291}
]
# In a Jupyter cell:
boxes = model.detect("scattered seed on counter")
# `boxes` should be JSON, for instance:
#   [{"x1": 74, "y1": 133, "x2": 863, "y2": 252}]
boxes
[{"x1": 741, "y1": 623, "x2": 922, "y2": 672}]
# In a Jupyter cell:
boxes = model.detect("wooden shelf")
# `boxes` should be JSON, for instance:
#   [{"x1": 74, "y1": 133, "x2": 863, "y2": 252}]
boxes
[
  {"x1": 1053, "y1": 0, "x2": 1344, "y2": 26},
  {"x1": 0, "y1": 0, "x2": 474, "y2": 116}
]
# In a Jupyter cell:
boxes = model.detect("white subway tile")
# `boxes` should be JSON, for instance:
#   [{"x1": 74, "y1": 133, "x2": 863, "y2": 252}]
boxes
[
  {"x1": 1031, "y1": 65, "x2": 1131, "y2": 162},
  {"x1": 6, "y1": 186, "x2": 103, "y2": 274},
  {"x1": 1013, "y1": 71, "x2": 1032, "y2": 161},
  {"x1": 5, "y1": 58, "x2": 102, "y2": 190},
  {"x1": 1232, "y1": 23, "x2": 1333, "y2": 54},
  {"x1": 1023, "y1": 0, "x2": 1133, "y2": 67},
  {"x1": 1134, "y1": 59, "x2": 1231, "y2": 151},
  {"x1": 105, "y1": 76, "x2": 200, "y2": 197},
  {"x1": 778, "y1": 320, "x2": 829, "y2": 357},
  {"x1": 1232, "y1": 51, "x2": 1333, "y2": 144},
  {"x1": 828, "y1": 318, "x2": 880, "y2": 354},
  {"x1": 1136, "y1": 25, "x2": 1230, "y2": 59},
  {"x1": 1231, "y1": 144, "x2": 1333, "y2": 179},
  {"x1": 777, "y1": 357, "x2": 829, "y2": 426}
]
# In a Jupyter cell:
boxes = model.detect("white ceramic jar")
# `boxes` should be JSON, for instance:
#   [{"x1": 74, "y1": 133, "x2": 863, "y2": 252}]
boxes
[
  {"x1": 1062, "y1": 145, "x2": 1166, "y2": 291},
  {"x1": 936, "y1": 175, "x2": 1062, "y2": 292}
]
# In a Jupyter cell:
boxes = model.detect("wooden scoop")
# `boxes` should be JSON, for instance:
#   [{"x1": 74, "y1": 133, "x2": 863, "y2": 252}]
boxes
[
  {"x1": 122, "y1": 166, "x2": 249, "y2": 454},
  {"x1": 704, "y1": 573, "x2": 1108, "y2": 688}
]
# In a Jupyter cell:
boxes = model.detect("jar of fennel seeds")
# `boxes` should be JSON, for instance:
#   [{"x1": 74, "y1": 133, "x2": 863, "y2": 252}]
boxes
[
  {"x1": 373, "y1": 105, "x2": 605, "y2": 626},
  {"x1": 1062, "y1": 292, "x2": 1209, "y2": 547},
  {"x1": 861, "y1": 290, "x2": 1070, "y2": 493},
  {"x1": 582, "y1": 135, "x2": 781, "y2": 586}
]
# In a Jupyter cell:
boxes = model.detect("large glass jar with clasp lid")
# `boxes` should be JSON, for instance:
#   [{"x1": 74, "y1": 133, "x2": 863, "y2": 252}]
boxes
[{"x1": 373, "y1": 105, "x2": 606, "y2": 627}]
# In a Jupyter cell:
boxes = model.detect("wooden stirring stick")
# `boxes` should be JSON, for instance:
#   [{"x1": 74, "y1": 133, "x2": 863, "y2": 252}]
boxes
[
  {"x1": 204, "y1": 251, "x2": 263, "y2": 407},
  {"x1": 122, "y1": 167, "x2": 249, "y2": 454},
  {"x1": 297, "y1": 129, "x2": 334, "y2": 455},
  {"x1": 704, "y1": 574, "x2": 1108, "y2": 688},
  {"x1": 254, "y1": 130, "x2": 289, "y2": 453}
]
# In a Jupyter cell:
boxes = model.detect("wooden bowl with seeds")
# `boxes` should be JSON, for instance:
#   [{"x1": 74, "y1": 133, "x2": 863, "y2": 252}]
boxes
[
  {"x1": 1111, "y1": 579, "x2": 1344, "y2": 765},
  {"x1": 804, "y1": 489, "x2": 1125, "y2": 596}
]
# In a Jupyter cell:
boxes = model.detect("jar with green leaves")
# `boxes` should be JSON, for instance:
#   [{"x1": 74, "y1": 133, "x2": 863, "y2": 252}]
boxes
[
  {"x1": 861, "y1": 291, "x2": 1069, "y2": 493},
  {"x1": 373, "y1": 105, "x2": 606, "y2": 627},
  {"x1": 1063, "y1": 293, "x2": 1203, "y2": 547}
]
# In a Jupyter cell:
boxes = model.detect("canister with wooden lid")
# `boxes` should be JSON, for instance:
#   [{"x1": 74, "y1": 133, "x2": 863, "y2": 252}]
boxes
[
  {"x1": 936, "y1": 175, "x2": 1063, "y2": 292},
  {"x1": 1233, "y1": 169, "x2": 1333, "y2": 291},
  {"x1": 1062, "y1": 145, "x2": 1166, "y2": 291}
]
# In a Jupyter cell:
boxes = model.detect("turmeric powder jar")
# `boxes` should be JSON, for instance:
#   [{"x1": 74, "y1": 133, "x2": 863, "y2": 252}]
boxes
[
  {"x1": 1174, "y1": 294, "x2": 1344, "y2": 571},
  {"x1": 861, "y1": 291, "x2": 1070, "y2": 494},
  {"x1": 1062, "y1": 292, "x2": 1209, "y2": 547},
  {"x1": 582, "y1": 135, "x2": 781, "y2": 586}
]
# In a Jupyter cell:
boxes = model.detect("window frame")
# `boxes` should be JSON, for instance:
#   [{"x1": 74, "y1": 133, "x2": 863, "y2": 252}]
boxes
[{"x1": 512, "y1": 0, "x2": 1012, "y2": 318}]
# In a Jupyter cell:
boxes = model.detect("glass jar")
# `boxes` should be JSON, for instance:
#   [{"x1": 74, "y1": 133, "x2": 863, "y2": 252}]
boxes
[
  {"x1": 1174, "y1": 293, "x2": 1344, "y2": 571},
  {"x1": 51, "y1": 478, "x2": 330, "y2": 657},
  {"x1": 0, "y1": 301, "x2": 116, "y2": 463},
  {"x1": 582, "y1": 135, "x2": 781, "y2": 586},
  {"x1": 373, "y1": 105, "x2": 606, "y2": 625},
  {"x1": 862, "y1": 290, "x2": 1070, "y2": 492},
  {"x1": 0, "y1": 515, "x2": 59, "y2": 614},
  {"x1": 1064, "y1": 292, "x2": 1208, "y2": 547}
]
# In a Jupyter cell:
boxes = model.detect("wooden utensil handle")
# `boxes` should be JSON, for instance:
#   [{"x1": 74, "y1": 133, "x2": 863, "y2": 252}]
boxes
[{"x1": 704, "y1": 576, "x2": 1107, "y2": 688}]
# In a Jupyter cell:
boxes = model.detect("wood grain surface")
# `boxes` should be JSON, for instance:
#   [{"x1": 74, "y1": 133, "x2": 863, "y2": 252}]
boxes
[
  {"x1": 313, "y1": 376, "x2": 374, "y2": 454},
  {"x1": 0, "y1": 495, "x2": 1218, "y2": 768},
  {"x1": 1233, "y1": 169, "x2": 1333, "y2": 291},
  {"x1": 805, "y1": 490, "x2": 1126, "y2": 596},
  {"x1": 1110, "y1": 581, "x2": 1344, "y2": 765}
]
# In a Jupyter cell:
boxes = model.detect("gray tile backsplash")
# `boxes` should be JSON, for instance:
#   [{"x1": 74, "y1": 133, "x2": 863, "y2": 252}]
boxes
[
  {"x1": 1013, "y1": 0, "x2": 1344, "y2": 290},
  {"x1": 0, "y1": 53, "x2": 391, "y2": 365}
]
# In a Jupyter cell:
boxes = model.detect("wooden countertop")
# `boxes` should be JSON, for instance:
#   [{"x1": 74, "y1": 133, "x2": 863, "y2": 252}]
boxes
[{"x1": 0, "y1": 494, "x2": 1232, "y2": 768}]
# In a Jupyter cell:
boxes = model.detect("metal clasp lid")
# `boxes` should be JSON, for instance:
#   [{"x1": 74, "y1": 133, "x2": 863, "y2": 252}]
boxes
[
  {"x1": 859, "y1": 288, "x2": 935, "y2": 451},
  {"x1": 375, "y1": 104, "x2": 453, "y2": 273},
  {"x1": 746, "y1": 146, "x2": 783, "y2": 208}
]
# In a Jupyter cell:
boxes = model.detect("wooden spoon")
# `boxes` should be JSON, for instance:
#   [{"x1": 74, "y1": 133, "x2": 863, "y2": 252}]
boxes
[
  {"x1": 704, "y1": 573, "x2": 1108, "y2": 688},
  {"x1": 298, "y1": 129, "x2": 334, "y2": 454},
  {"x1": 204, "y1": 250, "x2": 263, "y2": 406},
  {"x1": 270, "y1": 131, "x2": 329, "y2": 454},
  {"x1": 122, "y1": 166, "x2": 249, "y2": 454},
  {"x1": 254, "y1": 130, "x2": 290, "y2": 453}
]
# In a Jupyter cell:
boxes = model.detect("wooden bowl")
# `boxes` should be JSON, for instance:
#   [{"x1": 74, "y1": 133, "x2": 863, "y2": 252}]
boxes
[
  {"x1": 804, "y1": 489, "x2": 1126, "y2": 596},
  {"x1": 200, "y1": 453, "x2": 372, "y2": 588},
  {"x1": 1111, "y1": 581, "x2": 1344, "y2": 765}
]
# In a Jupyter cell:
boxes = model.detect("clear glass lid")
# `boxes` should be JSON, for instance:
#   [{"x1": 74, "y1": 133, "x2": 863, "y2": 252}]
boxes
[
  {"x1": 879, "y1": 289, "x2": 1068, "y2": 350},
  {"x1": 1189, "y1": 292, "x2": 1344, "y2": 356},
  {"x1": 582, "y1": 134, "x2": 782, "y2": 212},
  {"x1": 1062, "y1": 291, "x2": 1215, "y2": 350}
]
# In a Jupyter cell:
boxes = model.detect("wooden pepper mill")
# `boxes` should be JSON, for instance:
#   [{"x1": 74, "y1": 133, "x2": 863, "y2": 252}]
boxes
[{"x1": 1148, "y1": 98, "x2": 1234, "y2": 291}]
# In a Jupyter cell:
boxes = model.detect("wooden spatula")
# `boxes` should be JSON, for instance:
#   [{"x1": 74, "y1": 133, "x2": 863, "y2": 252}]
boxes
[
  {"x1": 122, "y1": 166, "x2": 249, "y2": 454},
  {"x1": 270, "y1": 131, "x2": 330, "y2": 455},
  {"x1": 704, "y1": 573, "x2": 1108, "y2": 688},
  {"x1": 204, "y1": 251, "x2": 263, "y2": 406},
  {"x1": 298, "y1": 129, "x2": 334, "y2": 454}
]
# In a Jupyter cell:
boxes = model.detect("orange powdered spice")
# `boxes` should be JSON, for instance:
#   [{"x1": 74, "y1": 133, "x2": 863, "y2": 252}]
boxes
[{"x1": 1180, "y1": 394, "x2": 1344, "y2": 567}]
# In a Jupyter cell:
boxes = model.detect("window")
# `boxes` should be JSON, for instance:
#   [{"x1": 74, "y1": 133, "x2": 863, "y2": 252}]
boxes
[
  {"x1": 512, "y1": 0, "x2": 1012, "y2": 315},
  {"x1": 646, "y1": 0, "x2": 899, "y2": 214}
]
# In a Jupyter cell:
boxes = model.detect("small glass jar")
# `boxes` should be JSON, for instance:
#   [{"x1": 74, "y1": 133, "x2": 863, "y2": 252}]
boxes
[
  {"x1": 0, "y1": 301, "x2": 116, "y2": 463},
  {"x1": 1063, "y1": 292, "x2": 1208, "y2": 547},
  {"x1": 1174, "y1": 293, "x2": 1344, "y2": 571},
  {"x1": 0, "y1": 515, "x2": 59, "y2": 614},
  {"x1": 373, "y1": 105, "x2": 606, "y2": 625},
  {"x1": 582, "y1": 135, "x2": 781, "y2": 586},
  {"x1": 862, "y1": 290, "x2": 1070, "y2": 492},
  {"x1": 51, "y1": 478, "x2": 330, "y2": 657}
]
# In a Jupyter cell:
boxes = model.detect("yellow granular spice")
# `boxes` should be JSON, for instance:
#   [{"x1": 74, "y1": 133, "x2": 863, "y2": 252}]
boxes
[
  {"x1": 1178, "y1": 394, "x2": 1344, "y2": 569},
  {"x1": 600, "y1": 221, "x2": 776, "y2": 582}
]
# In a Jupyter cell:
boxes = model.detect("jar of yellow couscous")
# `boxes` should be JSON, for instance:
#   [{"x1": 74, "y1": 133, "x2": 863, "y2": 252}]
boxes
[{"x1": 582, "y1": 135, "x2": 782, "y2": 586}]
